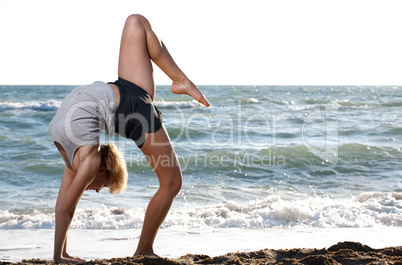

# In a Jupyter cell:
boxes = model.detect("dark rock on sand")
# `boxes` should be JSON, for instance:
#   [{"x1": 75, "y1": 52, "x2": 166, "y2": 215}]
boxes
[{"x1": 3, "y1": 241, "x2": 402, "y2": 265}]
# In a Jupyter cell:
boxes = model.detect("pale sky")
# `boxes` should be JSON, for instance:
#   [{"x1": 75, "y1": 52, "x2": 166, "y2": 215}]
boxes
[{"x1": 0, "y1": 0, "x2": 401, "y2": 86}]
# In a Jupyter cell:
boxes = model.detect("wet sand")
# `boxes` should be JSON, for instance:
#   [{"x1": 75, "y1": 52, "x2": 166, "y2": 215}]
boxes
[{"x1": 3, "y1": 242, "x2": 402, "y2": 265}]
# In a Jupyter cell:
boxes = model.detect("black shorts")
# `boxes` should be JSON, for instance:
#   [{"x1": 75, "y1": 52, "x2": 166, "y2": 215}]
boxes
[{"x1": 109, "y1": 78, "x2": 163, "y2": 148}]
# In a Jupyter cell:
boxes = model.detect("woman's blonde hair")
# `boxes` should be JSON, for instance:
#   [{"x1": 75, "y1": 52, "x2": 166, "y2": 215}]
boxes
[{"x1": 100, "y1": 143, "x2": 128, "y2": 194}]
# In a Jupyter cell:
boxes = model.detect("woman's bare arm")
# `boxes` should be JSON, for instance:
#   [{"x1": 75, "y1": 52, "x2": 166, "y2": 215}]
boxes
[{"x1": 53, "y1": 145, "x2": 101, "y2": 263}]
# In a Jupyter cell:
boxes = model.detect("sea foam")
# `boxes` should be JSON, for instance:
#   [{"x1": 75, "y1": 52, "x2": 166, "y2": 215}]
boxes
[
  {"x1": 1, "y1": 192, "x2": 400, "y2": 230},
  {"x1": 0, "y1": 100, "x2": 60, "y2": 112},
  {"x1": 155, "y1": 99, "x2": 200, "y2": 109}
]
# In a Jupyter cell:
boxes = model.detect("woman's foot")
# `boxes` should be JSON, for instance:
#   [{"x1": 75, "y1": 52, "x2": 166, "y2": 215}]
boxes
[
  {"x1": 134, "y1": 250, "x2": 159, "y2": 257},
  {"x1": 55, "y1": 256, "x2": 85, "y2": 264},
  {"x1": 171, "y1": 78, "x2": 210, "y2": 107}
]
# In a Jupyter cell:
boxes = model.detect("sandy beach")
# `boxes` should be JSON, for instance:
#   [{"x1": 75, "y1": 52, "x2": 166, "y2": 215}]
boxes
[{"x1": 2, "y1": 242, "x2": 401, "y2": 265}]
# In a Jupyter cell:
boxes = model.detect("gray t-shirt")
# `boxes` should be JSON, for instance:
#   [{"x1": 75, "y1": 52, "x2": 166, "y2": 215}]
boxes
[{"x1": 48, "y1": 81, "x2": 116, "y2": 169}]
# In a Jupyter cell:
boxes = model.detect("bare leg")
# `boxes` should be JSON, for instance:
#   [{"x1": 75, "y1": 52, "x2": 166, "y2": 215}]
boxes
[
  {"x1": 118, "y1": 14, "x2": 210, "y2": 107},
  {"x1": 135, "y1": 126, "x2": 182, "y2": 255},
  {"x1": 117, "y1": 14, "x2": 188, "y2": 255}
]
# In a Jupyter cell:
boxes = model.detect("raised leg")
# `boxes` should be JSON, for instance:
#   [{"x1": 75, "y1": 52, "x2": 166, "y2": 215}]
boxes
[
  {"x1": 117, "y1": 13, "x2": 208, "y2": 256},
  {"x1": 118, "y1": 14, "x2": 210, "y2": 106},
  {"x1": 134, "y1": 126, "x2": 183, "y2": 255}
]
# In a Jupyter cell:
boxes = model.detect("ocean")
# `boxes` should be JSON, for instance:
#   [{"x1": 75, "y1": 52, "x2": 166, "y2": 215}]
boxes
[{"x1": 0, "y1": 84, "x2": 401, "y2": 262}]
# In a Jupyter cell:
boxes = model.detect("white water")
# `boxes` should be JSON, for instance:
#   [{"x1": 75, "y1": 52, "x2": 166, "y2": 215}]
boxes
[{"x1": 1, "y1": 192, "x2": 401, "y2": 230}]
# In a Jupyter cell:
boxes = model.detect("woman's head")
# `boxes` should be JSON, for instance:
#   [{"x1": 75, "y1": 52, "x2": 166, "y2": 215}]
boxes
[{"x1": 100, "y1": 143, "x2": 128, "y2": 194}]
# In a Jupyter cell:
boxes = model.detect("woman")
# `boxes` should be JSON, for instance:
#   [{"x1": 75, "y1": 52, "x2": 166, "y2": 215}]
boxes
[{"x1": 48, "y1": 14, "x2": 210, "y2": 264}]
